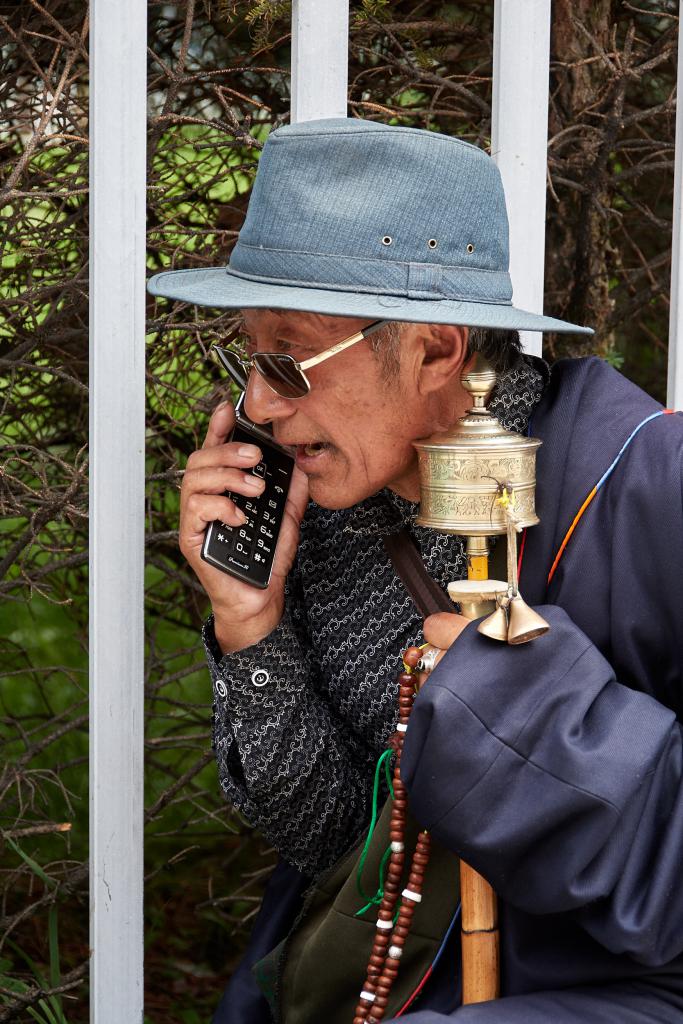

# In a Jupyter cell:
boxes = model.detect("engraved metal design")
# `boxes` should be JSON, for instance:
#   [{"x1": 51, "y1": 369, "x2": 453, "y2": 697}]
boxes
[
  {"x1": 420, "y1": 487, "x2": 537, "y2": 534},
  {"x1": 418, "y1": 452, "x2": 535, "y2": 483}
]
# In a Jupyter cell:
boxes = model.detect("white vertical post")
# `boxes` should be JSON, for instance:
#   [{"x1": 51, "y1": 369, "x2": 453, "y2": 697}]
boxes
[
  {"x1": 291, "y1": 0, "x2": 349, "y2": 123},
  {"x1": 89, "y1": 0, "x2": 146, "y2": 1020},
  {"x1": 491, "y1": 0, "x2": 552, "y2": 356},
  {"x1": 668, "y1": 8, "x2": 683, "y2": 409}
]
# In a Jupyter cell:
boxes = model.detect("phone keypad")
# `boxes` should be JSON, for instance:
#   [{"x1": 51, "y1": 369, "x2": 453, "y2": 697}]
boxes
[{"x1": 201, "y1": 423, "x2": 294, "y2": 589}]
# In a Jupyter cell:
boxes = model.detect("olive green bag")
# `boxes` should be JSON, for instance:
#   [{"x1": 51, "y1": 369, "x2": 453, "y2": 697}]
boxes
[{"x1": 254, "y1": 799, "x2": 461, "y2": 1024}]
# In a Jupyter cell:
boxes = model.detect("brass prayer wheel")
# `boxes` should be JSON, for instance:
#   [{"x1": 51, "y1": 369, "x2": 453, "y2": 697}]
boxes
[{"x1": 414, "y1": 354, "x2": 541, "y2": 536}]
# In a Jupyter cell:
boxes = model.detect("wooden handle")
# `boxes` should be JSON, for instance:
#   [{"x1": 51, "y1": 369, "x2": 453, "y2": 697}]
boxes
[
  {"x1": 458, "y1": 539, "x2": 501, "y2": 1005},
  {"x1": 460, "y1": 860, "x2": 500, "y2": 1004}
]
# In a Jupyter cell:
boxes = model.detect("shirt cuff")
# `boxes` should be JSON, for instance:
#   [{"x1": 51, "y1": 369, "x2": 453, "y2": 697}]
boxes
[{"x1": 202, "y1": 611, "x2": 313, "y2": 719}]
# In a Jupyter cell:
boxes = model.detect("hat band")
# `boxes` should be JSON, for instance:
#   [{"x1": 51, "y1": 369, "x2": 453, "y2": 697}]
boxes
[{"x1": 228, "y1": 241, "x2": 513, "y2": 305}]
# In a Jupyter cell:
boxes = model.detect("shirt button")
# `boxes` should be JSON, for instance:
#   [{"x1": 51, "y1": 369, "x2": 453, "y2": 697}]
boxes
[
  {"x1": 251, "y1": 668, "x2": 269, "y2": 688},
  {"x1": 215, "y1": 678, "x2": 227, "y2": 698}
]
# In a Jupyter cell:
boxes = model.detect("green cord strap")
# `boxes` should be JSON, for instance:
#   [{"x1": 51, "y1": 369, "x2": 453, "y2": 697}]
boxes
[{"x1": 354, "y1": 747, "x2": 395, "y2": 918}]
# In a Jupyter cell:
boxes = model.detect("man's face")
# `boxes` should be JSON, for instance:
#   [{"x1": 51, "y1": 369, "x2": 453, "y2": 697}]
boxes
[{"x1": 241, "y1": 310, "x2": 452, "y2": 510}]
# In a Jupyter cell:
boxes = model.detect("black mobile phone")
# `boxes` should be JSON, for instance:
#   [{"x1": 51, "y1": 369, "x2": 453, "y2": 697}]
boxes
[{"x1": 201, "y1": 393, "x2": 295, "y2": 589}]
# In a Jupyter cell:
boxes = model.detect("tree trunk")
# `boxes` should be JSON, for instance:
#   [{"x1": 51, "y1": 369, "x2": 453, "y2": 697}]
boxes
[{"x1": 546, "y1": 0, "x2": 617, "y2": 358}]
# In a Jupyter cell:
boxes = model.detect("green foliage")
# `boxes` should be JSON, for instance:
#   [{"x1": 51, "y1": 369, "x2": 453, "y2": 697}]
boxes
[
  {"x1": 1, "y1": 929, "x2": 69, "y2": 1024},
  {"x1": 244, "y1": 0, "x2": 292, "y2": 47},
  {"x1": 603, "y1": 347, "x2": 625, "y2": 370},
  {"x1": 354, "y1": 0, "x2": 393, "y2": 23}
]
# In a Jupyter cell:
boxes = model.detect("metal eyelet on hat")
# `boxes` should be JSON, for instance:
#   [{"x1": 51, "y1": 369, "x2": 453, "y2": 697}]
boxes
[
  {"x1": 251, "y1": 668, "x2": 269, "y2": 687},
  {"x1": 466, "y1": 243, "x2": 475, "y2": 254},
  {"x1": 382, "y1": 236, "x2": 393, "y2": 246},
  {"x1": 427, "y1": 239, "x2": 437, "y2": 249}
]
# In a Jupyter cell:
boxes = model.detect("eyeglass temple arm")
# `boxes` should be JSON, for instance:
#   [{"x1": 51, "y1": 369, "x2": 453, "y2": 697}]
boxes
[
  {"x1": 298, "y1": 320, "x2": 389, "y2": 371},
  {"x1": 214, "y1": 320, "x2": 388, "y2": 376}
]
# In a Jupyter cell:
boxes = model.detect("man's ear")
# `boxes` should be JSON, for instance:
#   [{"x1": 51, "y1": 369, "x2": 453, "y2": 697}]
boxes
[{"x1": 416, "y1": 324, "x2": 470, "y2": 395}]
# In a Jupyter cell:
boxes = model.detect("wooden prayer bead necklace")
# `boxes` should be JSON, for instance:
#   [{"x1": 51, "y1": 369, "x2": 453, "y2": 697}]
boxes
[{"x1": 353, "y1": 646, "x2": 432, "y2": 1023}]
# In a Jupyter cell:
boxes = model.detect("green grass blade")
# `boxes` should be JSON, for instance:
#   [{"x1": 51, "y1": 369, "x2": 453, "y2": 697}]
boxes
[
  {"x1": 0, "y1": 967, "x2": 55, "y2": 1024},
  {"x1": 47, "y1": 906, "x2": 64, "y2": 1022},
  {"x1": 5, "y1": 940, "x2": 62, "y2": 1023},
  {"x1": 3, "y1": 836, "x2": 56, "y2": 889},
  {"x1": 30, "y1": 1000, "x2": 59, "y2": 1024}
]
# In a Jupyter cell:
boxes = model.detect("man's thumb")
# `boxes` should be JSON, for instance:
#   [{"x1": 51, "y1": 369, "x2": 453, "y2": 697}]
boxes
[{"x1": 423, "y1": 612, "x2": 469, "y2": 650}]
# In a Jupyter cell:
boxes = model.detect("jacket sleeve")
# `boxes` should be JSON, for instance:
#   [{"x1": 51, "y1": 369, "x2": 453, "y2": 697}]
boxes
[
  {"x1": 400, "y1": 605, "x2": 683, "y2": 966},
  {"x1": 203, "y1": 565, "x2": 377, "y2": 879}
]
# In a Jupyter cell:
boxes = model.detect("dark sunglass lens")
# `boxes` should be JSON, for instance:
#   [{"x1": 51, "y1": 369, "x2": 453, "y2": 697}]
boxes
[
  {"x1": 214, "y1": 347, "x2": 249, "y2": 391},
  {"x1": 253, "y1": 353, "x2": 309, "y2": 399}
]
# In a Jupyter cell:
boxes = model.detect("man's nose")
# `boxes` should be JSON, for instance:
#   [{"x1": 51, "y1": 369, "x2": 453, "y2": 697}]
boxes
[{"x1": 243, "y1": 368, "x2": 295, "y2": 425}]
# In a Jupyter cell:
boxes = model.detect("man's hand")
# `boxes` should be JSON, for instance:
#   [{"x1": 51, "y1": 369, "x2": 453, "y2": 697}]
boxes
[
  {"x1": 418, "y1": 611, "x2": 470, "y2": 688},
  {"x1": 424, "y1": 611, "x2": 470, "y2": 649},
  {"x1": 179, "y1": 400, "x2": 309, "y2": 654}
]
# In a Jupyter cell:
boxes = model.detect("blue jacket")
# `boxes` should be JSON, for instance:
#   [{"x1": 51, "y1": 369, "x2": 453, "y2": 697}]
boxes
[{"x1": 213, "y1": 358, "x2": 683, "y2": 1021}]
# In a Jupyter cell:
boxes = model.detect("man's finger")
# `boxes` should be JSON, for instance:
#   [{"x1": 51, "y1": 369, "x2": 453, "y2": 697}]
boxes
[
  {"x1": 285, "y1": 466, "x2": 309, "y2": 521},
  {"x1": 181, "y1": 493, "x2": 248, "y2": 546},
  {"x1": 202, "y1": 400, "x2": 236, "y2": 449},
  {"x1": 423, "y1": 611, "x2": 469, "y2": 650}
]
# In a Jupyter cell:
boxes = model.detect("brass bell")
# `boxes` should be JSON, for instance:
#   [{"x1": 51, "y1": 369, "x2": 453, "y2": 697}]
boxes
[
  {"x1": 506, "y1": 594, "x2": 550, "y2": 645},
  {"x1": 477, "y1": 601, "x2": 509, "y2": 642}
]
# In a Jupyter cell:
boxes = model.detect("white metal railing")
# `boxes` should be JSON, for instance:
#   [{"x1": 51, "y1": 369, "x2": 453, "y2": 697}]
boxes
[
  {"x1": 291, "y1": 0, "x2": 348, "y2": 121},
  {"x1": 668, "y1": 0, "x2": 683, "y2": 409},
  {"x1": 492, "y1": 0, "x2": 552, "y2": 358},
  {"x1": 89, "y1": 0, "x2": 146, "y2": 1021},
  {"x1": 88, "y1": 1, "x2": 680, "y2": 1017}
]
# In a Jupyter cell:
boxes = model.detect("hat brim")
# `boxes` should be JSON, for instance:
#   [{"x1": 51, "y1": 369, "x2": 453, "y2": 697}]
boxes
[{"x1": 147, "y1": 266, "x2": 593, "y2": 335}]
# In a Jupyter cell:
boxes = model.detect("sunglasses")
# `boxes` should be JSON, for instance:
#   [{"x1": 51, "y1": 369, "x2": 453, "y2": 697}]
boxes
[{"x1": 213, "y1": 319, "x2": 388, "y2": 400}]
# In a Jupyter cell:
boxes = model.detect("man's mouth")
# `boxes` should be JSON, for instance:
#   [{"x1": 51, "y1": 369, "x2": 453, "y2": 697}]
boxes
[
  {"x1": 288, "y1": 440, "x2": 332, "y2": 465},
  {"x1": 301, "y1": 441, "x2": 329, "y2": 457}
]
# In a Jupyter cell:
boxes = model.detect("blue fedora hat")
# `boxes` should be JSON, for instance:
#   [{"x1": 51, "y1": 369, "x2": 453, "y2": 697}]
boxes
[{"x1": 148, "y1": 118, "x2": 591, "y2": 335}]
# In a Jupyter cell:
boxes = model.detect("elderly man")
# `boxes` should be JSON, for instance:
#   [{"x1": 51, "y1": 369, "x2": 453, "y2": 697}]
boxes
[{"x1": 149, "y1": 119, "x2": 683, "y2": 1023}]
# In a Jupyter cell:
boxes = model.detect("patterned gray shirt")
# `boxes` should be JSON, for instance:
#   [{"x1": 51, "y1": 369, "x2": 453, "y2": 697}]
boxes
[{"x1": 202, "y1": 358, "x2": 548, "y2": 879}]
